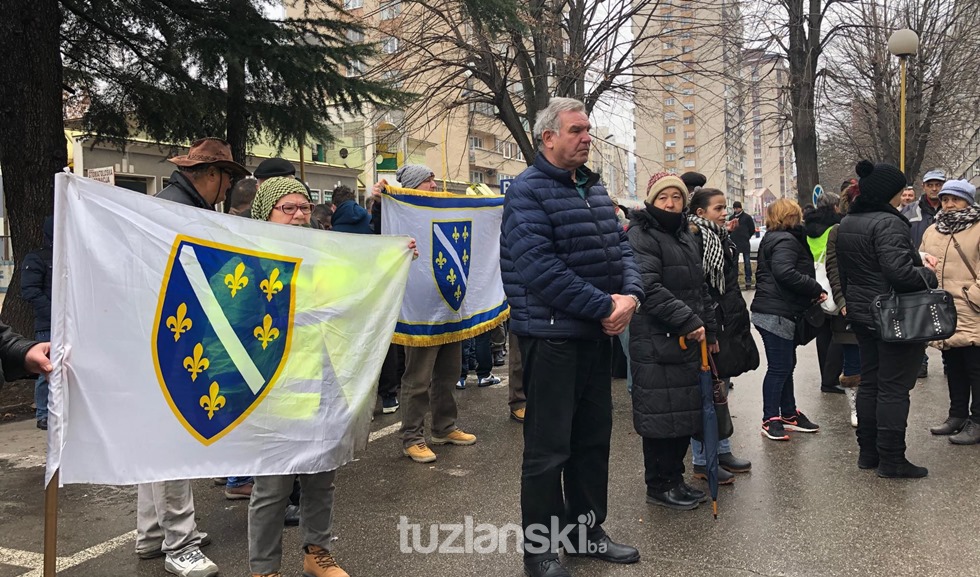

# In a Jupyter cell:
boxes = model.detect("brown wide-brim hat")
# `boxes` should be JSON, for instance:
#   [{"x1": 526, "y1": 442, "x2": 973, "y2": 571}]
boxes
[{"x1": 168, "y1": 137, "x2": 250, "y2": 178}]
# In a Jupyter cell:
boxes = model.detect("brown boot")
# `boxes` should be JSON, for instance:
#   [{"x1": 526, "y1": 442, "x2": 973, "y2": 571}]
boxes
[{"x1": 303, "y1": 545, "x2": 349, "y2": 577}]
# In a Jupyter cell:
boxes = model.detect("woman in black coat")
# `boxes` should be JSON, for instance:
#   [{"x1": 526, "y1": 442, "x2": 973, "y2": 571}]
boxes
[
  {"x1": 687, "y1": 188, "x2": 758, "y2": 481},
  {"x1": 629, "y1": 173, "x2": 717, "y2": 511},
  {"x1": 836, "y1": 160, "x2": 938, "y2": 478},
  {"x1": 750, "y1": 198, "x2": 827, "y2": 441}
]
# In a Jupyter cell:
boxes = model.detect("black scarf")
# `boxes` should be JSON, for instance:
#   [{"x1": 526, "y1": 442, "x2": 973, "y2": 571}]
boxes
[{"x1": 646, "y1": 204, "x2": 686, "y2": 233}]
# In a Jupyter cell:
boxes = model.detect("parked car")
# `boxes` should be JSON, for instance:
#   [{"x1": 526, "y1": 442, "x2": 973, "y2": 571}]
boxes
[{"x1": 749, "y1": 225, "x2": 766, "y2": 258}]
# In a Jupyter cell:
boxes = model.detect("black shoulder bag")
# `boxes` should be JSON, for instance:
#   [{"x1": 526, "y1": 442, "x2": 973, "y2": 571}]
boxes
[{"x1": 871, "y1": 265, "x2": 957, "y2": 344}]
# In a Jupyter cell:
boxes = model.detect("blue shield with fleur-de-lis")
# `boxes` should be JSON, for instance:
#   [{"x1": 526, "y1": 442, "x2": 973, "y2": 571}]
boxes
[
  {"x1": 431, "y1": 220, "x2": 472, "y2": 312},
  {"x1": 151, "y1": 235, "x2": 300, "y2": 445}
]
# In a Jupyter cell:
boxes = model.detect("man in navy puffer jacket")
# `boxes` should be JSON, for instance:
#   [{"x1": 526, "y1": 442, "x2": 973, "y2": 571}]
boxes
[{"x1": 501, "y1": 97, "x2": 644, "y2": 577}]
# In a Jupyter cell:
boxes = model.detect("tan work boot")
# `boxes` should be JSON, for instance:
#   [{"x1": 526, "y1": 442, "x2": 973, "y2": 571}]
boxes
[
  {"x1": 510, "y1": 407, "x2": 525, "y2": 423},
  {"x1": 431, "y1": 429, "x2": 477, "y2": 446},
  {"x1": 303, "y1": 544, "x2": 349, "y2": 577},
  {"x1": 403, "y1": 442, "x2": 437, "y2": 463}
]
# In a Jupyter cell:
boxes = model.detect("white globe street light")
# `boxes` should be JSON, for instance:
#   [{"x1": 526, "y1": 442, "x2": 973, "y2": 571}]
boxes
[{"x1": 888, "y1": 29, "x2": 919, "y2": 174}]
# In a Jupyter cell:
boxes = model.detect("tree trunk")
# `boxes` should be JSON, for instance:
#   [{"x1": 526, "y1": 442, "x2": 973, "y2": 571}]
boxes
[{"x1": 0, "y1": 0, "x2": 64, "y2": 336}]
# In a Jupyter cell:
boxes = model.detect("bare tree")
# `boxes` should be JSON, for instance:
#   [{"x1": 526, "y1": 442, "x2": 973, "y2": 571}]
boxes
[
  {"x1": 820, "y1": 0, "x2": 980, "y2": 183},
  {"x1": 362, "y1": 0, "x2": 725, "y2": 166}
]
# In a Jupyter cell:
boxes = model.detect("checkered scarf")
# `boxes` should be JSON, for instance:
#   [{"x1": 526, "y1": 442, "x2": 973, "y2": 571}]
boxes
[
  {"x1": 688, "y1": 213, "x2": 727, "y2": 294},
  {"x1": 935, "y1": 205, "x2": 980, "y2": 235},
  {"x1": 251, "y1": 177, "x2": 311, "y2": 221}
]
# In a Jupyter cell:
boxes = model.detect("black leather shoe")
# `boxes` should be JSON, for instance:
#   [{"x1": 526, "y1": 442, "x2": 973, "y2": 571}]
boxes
[
  {"x1": 678, "y1": 482, "x2": 707, "y2": 503},
  {"x1": 646, "y1": 486, "x2": 699, "y2": 510},
  {"x1": 524, "y1": 558, "x2": 571, "y2": 577},
  {"x1": 36, "y1": 418, "x2": 48, "y2": 430},
  {"x1": 693, "y1": 464, "x2": 735, "y2": 484},
  {"x1": 930, "y1": 417, "x2": 966, "y2": 436},
  {"x1": 284, "y1": 504, "x2": 300, "y2": 526},
  {"x1": 949, "y1": 419, "x2": 980, "y2": 445},
  {"x1": 565, "y1": 534, "x2": 640, "y2": 564},
  {"x1": 718, "y1": 452, "x2": 752, "y2": 473}
]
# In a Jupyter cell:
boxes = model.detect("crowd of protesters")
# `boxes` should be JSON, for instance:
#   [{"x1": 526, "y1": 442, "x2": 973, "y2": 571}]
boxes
[{"x1": 13, "y1": 98, "x2": 980, "y2": 577}]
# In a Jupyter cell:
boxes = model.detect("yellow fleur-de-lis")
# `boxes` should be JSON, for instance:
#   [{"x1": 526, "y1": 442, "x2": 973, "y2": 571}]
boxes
[
  {"x1": 254, "y1": 314, "x2": 280, "y2": 350},
  {"x1": 224, "y1": 262, "x2": 249, "y2": 297},
  {"x1": 183, "y1": 343, "x2": 209, "y2": 382},
  {"x1": 435, "y1": 252, "x2": 448, "y2": 269},
  {"x1": 446, "y1": 268, "x2": 458, "y2": 286},
  {"x1": 454, "y1": 285, "x2": 462, "y2": 301},
  {"x1": 462, "y1": 249, "x2": 469, "y2": 265},
  {"x1": 165, "y1": 303, "x2": 193, "y2": 341},
  {"x1": 260, "y1": 268, "x2": 283, "y2": 302},
  {"x1": 452, "y1": 227, "x2": 460, "y2": 242},
  {"x1": 199, "y1": 381, "x2": 226, "y2": 420},
  {"x1": 462, "y1": 226, "x2": 469, "y2": 241}
]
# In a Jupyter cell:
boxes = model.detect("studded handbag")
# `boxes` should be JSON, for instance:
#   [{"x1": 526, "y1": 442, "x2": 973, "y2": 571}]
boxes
[{"x1": 872, "y1": 289, "x2": 957, "y2": 344}]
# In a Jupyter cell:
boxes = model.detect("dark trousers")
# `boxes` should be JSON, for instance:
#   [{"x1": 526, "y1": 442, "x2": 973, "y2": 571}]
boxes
[
  {"x1": 519, "y1": 336, "x2": 612, "y2": 561},
  {"x1": 816, "y1": 320, "x2": 844, "y2": 389},
  {"x1": 941, "y1": 347, "x2": 980, "y2": 420},
  {"x1": 461, "y1": 330, "x2": 493, "y2": 379},
  {"x1": 378, "y1": 343, "x2": 404, "y2": 400},
  {"x1": 737, "y1": 244, "x2": 752, "y2": 284},
  {"x1": 641, "y1": 436, "x2": 691, "y2": 493},
  {"x1": 758, "y1": 327, "x2": 798, "y2": 421},
  {"x1": 855, "y1": 332, "x2": 924, "y2": 463}
]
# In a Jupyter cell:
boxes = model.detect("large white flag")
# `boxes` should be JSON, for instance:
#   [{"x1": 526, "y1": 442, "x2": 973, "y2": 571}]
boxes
[
  {"x1": 381, "y1": 187, "x2": 508, "y2": 346},
  {"x1": 46, "y1": 173, "x2": 412, "y2": 486}
]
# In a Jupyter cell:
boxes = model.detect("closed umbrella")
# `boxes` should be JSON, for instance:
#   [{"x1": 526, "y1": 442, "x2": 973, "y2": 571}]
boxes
[{"x1": 681, "y1": 336, "x2": 720, "y2": 519}]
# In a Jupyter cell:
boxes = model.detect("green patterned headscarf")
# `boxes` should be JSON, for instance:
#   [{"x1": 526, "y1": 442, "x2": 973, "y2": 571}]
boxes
[{"x1": 251, "y1": 177, "x2": 311, "y2": 221}]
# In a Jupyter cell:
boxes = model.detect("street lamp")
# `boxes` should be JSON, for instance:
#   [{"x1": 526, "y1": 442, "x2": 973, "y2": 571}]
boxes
[{"x1": 888, "y1": 28, "x2": 919, "y2": 174}]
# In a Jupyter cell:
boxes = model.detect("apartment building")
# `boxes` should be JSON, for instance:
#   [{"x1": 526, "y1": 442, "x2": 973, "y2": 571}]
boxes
[
  {"x1": 743, "y1": 49, "x2": 796, "y2": 201},
  {"x1": 632, "y1": 0, "x2": 746, "y2": 204}
]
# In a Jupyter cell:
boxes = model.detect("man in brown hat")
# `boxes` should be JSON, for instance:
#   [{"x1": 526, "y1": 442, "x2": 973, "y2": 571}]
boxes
[
  {"x1": 136, "y1": 137, "x2": 247, "y2": 577},
  {"x1": 158, "y1": 137, "x2": 250, "y2": 209}
]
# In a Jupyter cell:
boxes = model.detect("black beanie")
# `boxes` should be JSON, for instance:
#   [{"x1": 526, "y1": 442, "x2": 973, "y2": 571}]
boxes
[
  {"x1": 855, "y1": 160, "x2": 906, "y2": 206},
  {"x1": 254, "y1": 157, "x2": 296, "y2": 179}
]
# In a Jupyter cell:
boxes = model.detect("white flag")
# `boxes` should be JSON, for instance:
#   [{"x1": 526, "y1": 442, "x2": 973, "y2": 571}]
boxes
[
  {"x1": 381, "y1": 186, "x2": 508, "y2": 346},
  {"x1": 46, "y1": 173, "x2": 412, "y2": 486}
]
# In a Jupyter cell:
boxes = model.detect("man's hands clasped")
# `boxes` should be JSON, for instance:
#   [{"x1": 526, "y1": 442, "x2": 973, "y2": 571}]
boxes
[{"x1": 602, "y1": 294, "x2": 637, "y2": 336}]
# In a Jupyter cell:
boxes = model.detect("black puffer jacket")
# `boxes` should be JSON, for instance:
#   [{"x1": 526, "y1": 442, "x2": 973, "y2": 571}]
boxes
[
  {"x1": 0, "y1": 322, "x2": 38, "y2": 390},
  {"x1": 691, "y1": 225, "x2": 759, "y2": 378},
  {"x1": 156, "y1": 171, "x2": 214, "y2": 210},
  {"x1": 750, "y1": 227, "x2": 824, "y2": 320},
  {"x1": 837, "y1": 199, "x2": 937, "y2": 332},
  {"x1": 628, "y1": 207, "x2": 716, "y2": 439}
]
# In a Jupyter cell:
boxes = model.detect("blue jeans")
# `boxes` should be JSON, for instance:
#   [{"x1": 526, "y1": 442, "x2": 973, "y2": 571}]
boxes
[
  {"x1": 227, "y1": 476, "x2": 253, "y2": 488},
  {"x1": 618, "y1": 326, "x2": 632, "y2": 393},
  {"x1": 35, "y1": 331, "x2": 50, "y2": 420},
  {"x1": 691, "y1": 379, "x2": 732, "y2": 465},
  {"x1": 842, "y1": 343, "x2": 861, "y2": 377},
  {"x1": 758, "y1": 327, "x2": 798, "y2": 421}
]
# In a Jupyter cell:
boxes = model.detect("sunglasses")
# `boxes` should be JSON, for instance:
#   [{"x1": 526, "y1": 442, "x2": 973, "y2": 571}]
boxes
[{"x1": 274, "y1": 202, "x2": 314, "y2": 215}]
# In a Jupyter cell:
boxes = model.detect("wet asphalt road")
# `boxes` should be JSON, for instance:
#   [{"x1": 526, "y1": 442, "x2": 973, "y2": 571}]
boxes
[{"x1": 2, "y1": 300, "x2": 979, "y2": 577}]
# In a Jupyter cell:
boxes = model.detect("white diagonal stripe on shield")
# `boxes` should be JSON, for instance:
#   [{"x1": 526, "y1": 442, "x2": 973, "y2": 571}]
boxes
[
  {"x1": 178, "y1": 245, "x2": 266, "y2": 395},
  {"x1": 433, "y1": 224, "x2": 468, "y2": 288}
]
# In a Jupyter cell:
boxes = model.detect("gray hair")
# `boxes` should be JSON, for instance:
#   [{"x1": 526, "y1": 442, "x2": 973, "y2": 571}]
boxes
[
  {"x1": 816, "y1": 191, "x2": 840, "y2": 210},
  {"x1": 533, "y1": 97, "x2": 587, "y2": 151}
]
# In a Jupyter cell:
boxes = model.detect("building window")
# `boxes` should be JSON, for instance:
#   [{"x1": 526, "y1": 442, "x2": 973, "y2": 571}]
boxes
[
  {"x1": 379, "y1": 0, "x2": 402, "y2": 19},
  {"x1": 343, "y1": 0, "x2": 363, "y2": 8},
  {"x1": 666, "y1": 153, "x2": 676, "y2": 161},
  {"x1": 684, "y1": 131, "x2": 695, "y2": 139},
  {"x1": 495, "y1": 141, "x2": 523, "y2": 160},
  {"x1": 470, "y1": 171, "x2": 485, "y2": 183},
  {"x1": 683, "y1": 116, "x2": 694, "y2": 125},
  {"x1": 346, "y1": 30, "x2": 364, "y2": 43},
  {"x1": 469, "y1": 136, "x2": 485, "y2": 150},
  {"x1": 755, "y1": 159, "x2": 763, "y2": 169},
  {"x1": 684, "y1": 145, "x2": 696, "y2": 153},
  {"x1": 346, "y1": 60, "x2": 365, "y2": 77},
  {"x1": 681, "y1": 46, "x2": 693, "y2": 54},
  {"x1": 663, "y1": 42, "x2": 674, "y2": 50},
  {"x1": 683, "y1": 103, "x2": 695, "y2": 111},
  {"x1": 665, "y1": 140, "x2": 676, "y2": 148},
  {"x1": 684, "y1": 160, "x2": 696, "y2": 167},
  {"x1": 666, "y1": 126, "x2": 676, "y2": 134},
  {"x1": 683, "y1": 88, "x2": 694, "y2": 95},
  {"x1": 665, "y1": 112, "x2": 678, "y2": 121},
  {"x1": 381, "y1": 37, "x2": 399, "y2": 54},
  {"x1": 665, "y1": 98, "x2": 675, "y2": 106},
  {"x1": 755, "y1": 178, "x2": 764, "y2": 188}
]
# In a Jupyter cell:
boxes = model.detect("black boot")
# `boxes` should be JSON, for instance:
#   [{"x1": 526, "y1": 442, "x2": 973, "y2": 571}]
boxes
[
  {"x1": 876, "y1": 430, "x2": 927, "y2": 479},
  {"x1": 949, "y1": 418, "x2": 980, "y2": 445},
  {"x1": 855, "y1": 393, "x2": 878, "y2": 469},
  {"x1": 646, "y1": 486, "x2": 699, "y2": 510}
]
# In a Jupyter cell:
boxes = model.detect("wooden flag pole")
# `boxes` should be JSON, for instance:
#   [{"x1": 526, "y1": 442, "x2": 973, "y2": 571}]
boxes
[{"x1": 43, "y1": 469, "x2": 59, "y2": 576}]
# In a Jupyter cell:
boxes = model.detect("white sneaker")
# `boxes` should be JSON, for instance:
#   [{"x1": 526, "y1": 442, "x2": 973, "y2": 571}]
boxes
[
  {"x1": 846, "y1": 388, "x2": 858, "y2": 428},
  {"x1": 477, "y1": 374, "x2": 501, "y2": 387},
  {"x1": 165, "y1": 547, "x2": 219, "y2": 577}
]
